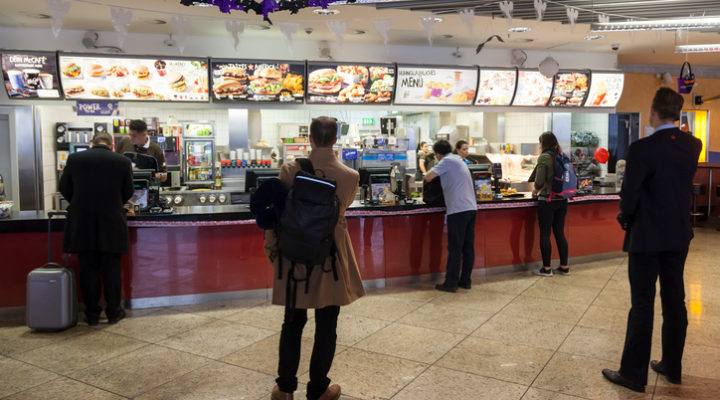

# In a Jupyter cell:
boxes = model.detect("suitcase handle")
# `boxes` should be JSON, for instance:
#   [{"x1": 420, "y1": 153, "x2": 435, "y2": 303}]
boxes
[{"x1": 47, "y1": 211, "x2": 68, "y2": 266}]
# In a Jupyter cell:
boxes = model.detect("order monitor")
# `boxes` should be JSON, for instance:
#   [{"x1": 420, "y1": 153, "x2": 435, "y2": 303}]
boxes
[{"x1": 245, "y1": 168, "x2": 281, "y2": 192}]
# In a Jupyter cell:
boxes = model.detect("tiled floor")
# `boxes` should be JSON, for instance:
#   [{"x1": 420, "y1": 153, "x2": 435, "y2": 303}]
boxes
[{"x1": 2, "y1": 227, "x2": 720, "y2": 399}]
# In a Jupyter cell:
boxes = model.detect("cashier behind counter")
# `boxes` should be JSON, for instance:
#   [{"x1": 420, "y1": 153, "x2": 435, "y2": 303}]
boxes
[{"x1": 115, "y1": 119, "x2": 167, "y2": 181}]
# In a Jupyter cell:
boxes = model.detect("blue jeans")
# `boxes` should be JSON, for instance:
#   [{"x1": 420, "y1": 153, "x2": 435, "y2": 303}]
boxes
[{"x1": 444, "y1": 210, "x2": 477, "y2": 287}]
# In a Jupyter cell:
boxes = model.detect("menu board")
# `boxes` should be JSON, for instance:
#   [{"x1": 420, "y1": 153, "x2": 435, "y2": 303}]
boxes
[
  {"x1": 511, "y1": 70, "x2": 554, "y2": 106},
  {"x1": 1, "y1": 51, "x2": 61, "y2": 99},
  {"x1": 58, "y1": 54, "x2": 209, "y2": 102},
  {"x1": 211, "y1": 59, "x2": 305, "y2": 103},
  {"x1": 475, "y1": 68, "x2": 517, "y2": 106},
  {"x1": 550, "y1": 72, "x2": 589, "y2": 107},
  {"x1": 394, "y1": 66, "x2": 477, "y2": 105},
  {"x1": 306, "y1": 63, "x2": 395, "y2": 104},
  {"x1": 585, "y1": 72, "x2": 624, "y2": 108}
]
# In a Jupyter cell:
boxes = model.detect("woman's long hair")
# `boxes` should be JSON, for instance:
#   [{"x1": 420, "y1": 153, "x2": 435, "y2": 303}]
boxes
[{"x1": 539, "y1": 132, "x2": 560, "y2": 153}]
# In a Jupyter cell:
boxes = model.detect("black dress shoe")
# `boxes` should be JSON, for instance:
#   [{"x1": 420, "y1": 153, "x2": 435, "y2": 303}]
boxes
[
  {"x1": 602, "y1": 369, "x2": 645, "y2": 393},
  {"x1": 435, "y1": 283, "x2": 458, "y2": 293},
  {"x1": 650, "y1": 360, "x2": 682, "y2": 384},
  {"x1": 107, "y1": 309, "x2": 126, "y2": 324},
  {"x1": 84, "y1": 317, "x2": 99, "y2": 326},
  {"x1": 458, "y1": 281, "x2": 471, "y2": 289}
]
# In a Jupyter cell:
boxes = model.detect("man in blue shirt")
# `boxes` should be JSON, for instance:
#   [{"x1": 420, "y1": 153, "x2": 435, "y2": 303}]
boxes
[{"x1": 425, "y1": 140, "x2": 477, "y2": 292}]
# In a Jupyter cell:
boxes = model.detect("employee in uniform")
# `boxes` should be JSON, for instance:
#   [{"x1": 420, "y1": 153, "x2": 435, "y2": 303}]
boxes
[{"x1": 116, "y1": 119, "x2": 167, "y2": 180}]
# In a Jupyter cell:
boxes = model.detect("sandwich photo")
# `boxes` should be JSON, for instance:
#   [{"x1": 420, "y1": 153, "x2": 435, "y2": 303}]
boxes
[
  {"x1": 167, "y1": 71, "x2": 187, "y2": 92},
  {"x1": 133, "y1": 65, "x2": 150, "y2": 80},
  {"x1": 90, "y1": 86, "x2": 109, "y2": 97},
  {"x1": 62, "y1": 63, "x2": 81, "y2": 78},
  {"x1": 222, "y1": 67, "x2": 248, "y2": 82},
  {"x1": 213, "y1": 79, "x2": 246, "y2": 97},
  {"x1": 107, "y1": 65, "x2": 128, "y2": 78},
  {"x1": 249, "y1": 67, "x2": 283, "y2": 96},
  {"x1": 88, "y1": 64, "x2": 104, "y2": 78},
  {"x1": 132, "y1": 85, "x2": 153, "y2": 99},
  {"x1": 64, "y1": 85, "x2": 85, "y2": 97},
  {"x1": 308, "y1": 68, "x2": 343, "y2": 94}
]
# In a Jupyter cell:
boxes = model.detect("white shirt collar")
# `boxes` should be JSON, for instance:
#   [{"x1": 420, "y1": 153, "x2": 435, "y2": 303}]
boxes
[{"x1": 142, "y1": 137, "x2": 150, "y2": 149}]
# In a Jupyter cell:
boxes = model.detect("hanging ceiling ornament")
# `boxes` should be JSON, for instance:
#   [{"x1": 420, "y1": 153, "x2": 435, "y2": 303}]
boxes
[
  {"x1": 327, "y1": 20, "x2": 347, "y2": 47},
  {"x1": 180, "y1": 0, "x2": 356, "y2": 15},
  {"x1": 499, "y1": 1, "x2": 513, "y2": 26},
  {"x1": 459, "y1": 9, "x2": 474, "y2": 34},
  {"x1": 261, "y1": 0, "x2": 279, "y2": 23},
  {"x1": 46, "y1": 0, "x2": 70, "y2": 38},
  {"x1": 534, "y1": 0, "x2": 546, "y2": 22},
  {"x1": 566, "y1": 6, "x2": 579, "y2": 30},
  {"x1": 598, "y1": 14, "x2": 610, "y2": 24},
  {"x1": 277, "y1": 22, "x2": 299, "y2": 55},
  {"x1": 539, "y1": 56, "x2": 559, "y2": 78},
  {"x1": 418, "y1": 15, "x2": 437, "y2": 46},
  {"x1": 225, "y1": 20, "x2": 245, "y2": 51},
  {"x1": 476, "y1": 35, "x2": 504, "y2": 54},
  {"x1": 170, "y1": 15, "x2": 192, "y2": 54},
  {"x1": 373, "y1": 19, "x2": 391, "y2": 46},
  {"x1": 110, "y1": 7, "x2": 133, "y2": 48}
]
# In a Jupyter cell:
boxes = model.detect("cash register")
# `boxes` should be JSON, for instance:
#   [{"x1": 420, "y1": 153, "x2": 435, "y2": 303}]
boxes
[{"x1": 124, "y1": 153, "x2": 171, "y2": 214}]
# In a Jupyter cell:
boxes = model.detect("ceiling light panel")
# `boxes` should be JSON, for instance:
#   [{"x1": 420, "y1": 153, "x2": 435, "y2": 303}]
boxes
[
  {"x1": 675, "y1": 43, "x2": 720, "y2": 53},
  {"x1": 591, "y1": 17, "x2": 720, "y2": 32}
]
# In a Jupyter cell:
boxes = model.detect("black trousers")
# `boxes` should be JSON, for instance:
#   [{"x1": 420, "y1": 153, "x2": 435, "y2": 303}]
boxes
[
  {"x1": 537, "y1": 199, "x2": 569, "y2": 267},
  {"x1": 619, "y1": 250, "x2": 689, "y2": 385},
  {"x1": 78, "y1": 251, "x2": 123, "y2": 320},
  {"x1": 445, "y1": 210, "x2": 476, "y2": 287},
  {"x1": 277, "y1": 305, "x2": 340, "y2": 399}
]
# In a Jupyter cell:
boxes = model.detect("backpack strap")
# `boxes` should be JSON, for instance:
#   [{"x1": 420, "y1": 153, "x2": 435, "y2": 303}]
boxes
[{"x1": 297, "y1": 158, "x2": 314, "y2": 174}]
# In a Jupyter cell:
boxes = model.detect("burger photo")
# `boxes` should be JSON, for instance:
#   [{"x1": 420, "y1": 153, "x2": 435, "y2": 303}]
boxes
[
  {"x1": 62, "y1": 63, "x2": 81, "y2": 78},
  {"x1": 88, "y1": 64, "x2": 104, "y2": 78},
  {"x1": 222, "y1": 67, "x2": 248, "y2": 82},
  {"x1": 64, "y1": 85, "x2": 85, "y2": 97},
  {"x1": 308, "y1": 68, "x2": 343, "y2": 95},
  {"x1": 133, "y1": 65, "x2": 150, "y2": 80},
  {"x1": 132, "y1": 85, "x2": 154, "y2": 99},
  {"x1": 249, "y1": 67, "x2": 283, "y2": 96},
  {"x1": 213, "y1": 79, "x2": 246, "y2": 97},
  {"x1": 167, "y1": 71, "x2": 187, "y2": 92},
  {"x1": 90, "y1": 86, "x2": 109, "y2": 97}
]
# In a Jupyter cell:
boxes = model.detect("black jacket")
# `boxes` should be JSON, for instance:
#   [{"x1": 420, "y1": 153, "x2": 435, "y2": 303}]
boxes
[
  {"x1": 619, "y1": 127, "x2": 702, "y2": 253},
  {"x1": 59, "y1": 146, "x2": 134, "y2": 254}
]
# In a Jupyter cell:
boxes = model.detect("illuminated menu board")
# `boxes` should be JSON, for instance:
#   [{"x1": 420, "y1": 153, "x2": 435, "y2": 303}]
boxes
[
  {"x1": 211, "y1": 59, "x2": 305, "y2": 103},
  {"x1": 584, "y1": 72, "x2": 624, "y2": 108},
  {"x1": 306, "y1": 62, "x2": 395, "y2": 104},
  {"x1": 394, "y1": 65, "x2": 477, "y2": 105},
  {"x1": 511, "y1": 70, "x2": 554, "y2": 106},
  {"x1": 475, "y1": 68, "x2": 517, "y2": 106},
  {"x1": 58, "y1": 53, "x2": 209, "y2": 102},
  {"x1": 550, "y1": 72, "x2": 589, "y2": 107},
  {"x1": 1, "y1": 50, "x2": 61, "y2": 99}
]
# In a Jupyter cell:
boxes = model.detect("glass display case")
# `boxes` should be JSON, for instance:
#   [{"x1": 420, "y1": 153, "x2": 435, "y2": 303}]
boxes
[{"x1": 182, "y1": 122, "x2": 214, "y2": 185}]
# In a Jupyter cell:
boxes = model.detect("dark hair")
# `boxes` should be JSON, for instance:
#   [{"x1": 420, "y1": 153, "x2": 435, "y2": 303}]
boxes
[
  {"x1": 129, "y1": 119, "x2": 147, "y2": 133},
  {"x1": 416, "y1": 141, "x2": 427, "y2": 151},
  {"x1": 310, "y1": 116, "x2": 338, "y2": 147},
  {"x1": 454, "y1": 140, "x2": 468, "y2": 153},
  {"x1": 91, "y1": 132, "x2": 113, "y2": 147},
  {"x1": 539, "y1": 131, "x2": 560, "y2": 153},
  {"x1": 652, "y1": 87, "x2": 684, "y2": 122},
  {"x1": 433, "y1": 140, "x2": 452, "y2": 156}
]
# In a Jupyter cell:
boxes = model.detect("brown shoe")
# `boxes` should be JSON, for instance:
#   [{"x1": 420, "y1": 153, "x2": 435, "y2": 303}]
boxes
[
  {"x1": 318, "y1": 384, "x2": 341, "y2": 400},
  {"x1": 271, "y1": 385, "x2": 293, "y2": 400}
]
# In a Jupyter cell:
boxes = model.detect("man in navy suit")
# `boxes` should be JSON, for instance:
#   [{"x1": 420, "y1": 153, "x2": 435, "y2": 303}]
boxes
[{"x1": 603, "y1": 88, "x2": 702, "y2": 392}]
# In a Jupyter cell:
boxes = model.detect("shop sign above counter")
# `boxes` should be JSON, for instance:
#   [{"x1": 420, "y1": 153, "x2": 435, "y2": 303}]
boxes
[
  {"x1": 76, "y1": 100, "x2": 119, "y2": 116},
  {"x1": 394, "y1": 65, "x2": 477, "y2": 106},
  {"x1": 475, "y1": 68, "x2": 517, "y2": 106},
  {"x1": 512, "y1": 70, "x2": 555, "y2": 106},
  {"x1": 1, "y1": 50, "x2": 61, "y2": 99},
  {"x1": 211, "y1": 59, "x2": 305, "y2": 103},
  {"x1": 549, "y1": 71, "x2": 590, "y2": 107},
  {"x1": 58, "y1": 53, "x2": 209, "y2": 102},
  {"x1": 306, "y1": 62, "x2": 395, "y2": 104},
  {"x1": 584, "y1": 72, "x2": 625, "y2": 108}
]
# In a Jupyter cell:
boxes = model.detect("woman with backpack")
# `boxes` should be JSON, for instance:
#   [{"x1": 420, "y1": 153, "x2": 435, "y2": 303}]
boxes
[{"x1": 531, "y1": 131, "x2": 570, "y2": 277}]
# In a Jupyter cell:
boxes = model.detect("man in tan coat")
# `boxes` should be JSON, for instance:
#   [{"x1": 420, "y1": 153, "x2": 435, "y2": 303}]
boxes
[{"x1": 266, "y1": 116, "x2": 365, "y2": 400}]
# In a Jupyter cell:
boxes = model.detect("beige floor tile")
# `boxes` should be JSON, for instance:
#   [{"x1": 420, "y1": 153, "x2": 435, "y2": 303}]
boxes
[
  {"x1": 15, "y1": 330, "x2": 148, "y2": 374},
  {"x1": 369, "y1": 284, "x2": 443, "y2": 303},
  {"x1": 544, "y1": 273, "x2": 611, "y2": 289},
  {"x1": 225, "y1": 302, "x2": 301, "y2": 330},
  {"x1": 392, "y1": 365, "x2": 527, "y2": 400},
  {"x1": 577, "y1": 305, "x2": 629, "y2": 332},
  {"x1": 653, "y1": 373, "x2": 720, "y2": 399},
  {"x1": 592, "y1": 287, "x2": 632, "y2": 310},
  {"x1": 533, "y1": 352, "x2": 654, "y2": 399},
  {"x1": 302, "y1": 312, "x2": 389, "y2": 346},
  {"x1": 429, "y1": 289, "x2": 516, "y2": 313},
  {"x1": 559, "y1": 326, "x2": 626, "y2": 363},
  {"x1": 397, "y1": 302, "x2": 494, "y2": 334},
  {"x1": 3, "y1": 377, "x2": 125, "y2": 400},
  {"x1": 342, "y1": 294, "x2": 425, "y2": 322},
  {"x1": 686, "y1": 317, "x2": 720, "y2": 348},
  {"x1": 135, "y1": 361, "x2": 275, "y2": 400},
  {"x1": 354, "y1": 323, "x2": 464, "y2": 364},
  {"x1": 501, "y1": 296, "x2": 588, "y2": 325},
  {"x1": 521, "y1": 387, "x2": 586, "y2": 400},
  {"x1": 682, "y1": 344, "x2": 720, "y2": 380},
  {"x1": 0, "y1": 322, "x2": 92, "y2": 357},
  {"x1": 299, "y1": 348, "x2": 427, "y2": 400},
  {"x1": 173, "y1": 298, "x2": 267, "y2": 320},
  {"x1": 437, "y1": 336, "x2": 554, "y2": 385},
  {"x1": 522, "y1": 279, "x2": 602, "y2": 305},
  {"x1": 605, "y1": 275, "x2": 632, "y2": 292},
  {"x1": 158, "y1": 319, "x2": 275, "y2": 359},
  {"x1": 475, "y1": 273, "x2": 539, "y2": 295},
  {"x1": 472, "y1": 314, "x2": 574, "y2": 351},
  {"x1": 102, "y1": 309, "x2": 214, "y2": 343},
  {"x1": 68, "y1": 345, "x2": 209, "y2": 398},
  {"x1": 0, "y1": 356, "x2": 60, "y2": 397}
]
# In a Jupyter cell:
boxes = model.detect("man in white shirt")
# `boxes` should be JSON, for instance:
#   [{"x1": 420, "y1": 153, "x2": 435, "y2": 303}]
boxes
[{"x1": 425, "y1": 140, "x2": 477, "y2": 292}]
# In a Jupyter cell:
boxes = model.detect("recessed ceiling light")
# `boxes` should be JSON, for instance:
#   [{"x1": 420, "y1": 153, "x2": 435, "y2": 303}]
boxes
[
  {"x1": 434, "y1": 17, "x2": 443, "y2": 23},
  {"x1": 508, "y1": 26, "x2": 531, "y2": 33},
  {"x1": 314, "y1": 9, "x2": 340, "y2": 15},
  {"x1": 248, "y1": 24, "x2": 271, "y2": 30},
  {"x1": 18, "y1": 12, "x2": 51, "y2": 19},
  {"x1": 442, "y1": 34, "x2": 453, "y2": 39},
  {"x1": 144, "y1": 18, "x2": 167, "y2": 25},
  {"x1": 349, "y1": 29, "x2": 366, "y2": 35},
  {"x1": 584, "y1": 34, "x2": 605, "y2": 40}
]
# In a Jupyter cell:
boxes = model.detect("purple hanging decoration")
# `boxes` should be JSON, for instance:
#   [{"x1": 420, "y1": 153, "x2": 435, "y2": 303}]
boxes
[
  {"x1": 262, "y1": 0, "x2": 279, "y2": 18},
  {"x1": 309, "y1": 0, "x2": 334, "y2": 9}
]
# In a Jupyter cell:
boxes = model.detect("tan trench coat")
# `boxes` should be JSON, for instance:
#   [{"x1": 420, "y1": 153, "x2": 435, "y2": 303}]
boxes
[{"x1": 264, "y1": 147, "x2": 366, "y2": 309}]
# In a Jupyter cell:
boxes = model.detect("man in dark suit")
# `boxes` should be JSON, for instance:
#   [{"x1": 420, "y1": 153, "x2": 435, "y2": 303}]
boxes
[
  {"x1": 60, "y1": 132, "x2": 134, "y2": 326},
  {"x1": 603, "y1": 88, "x2": 702, "y2": 392}
]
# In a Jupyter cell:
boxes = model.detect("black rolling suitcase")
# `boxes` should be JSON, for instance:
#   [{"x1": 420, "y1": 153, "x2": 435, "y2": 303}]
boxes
[{"x1": 26, "y1": 211, "x2": 78, "y2": 331}]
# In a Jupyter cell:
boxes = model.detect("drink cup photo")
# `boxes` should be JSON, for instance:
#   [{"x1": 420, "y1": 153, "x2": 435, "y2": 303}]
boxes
[
  {"x1": 39, "y1": 73, "x2": 54, "y2": 89},
  {"x1": 23, "y1": 69, "x2": 41, "y2": 90},
  {"x1": 7, "y1": 70, "x2": 24, "y2": 90}
]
